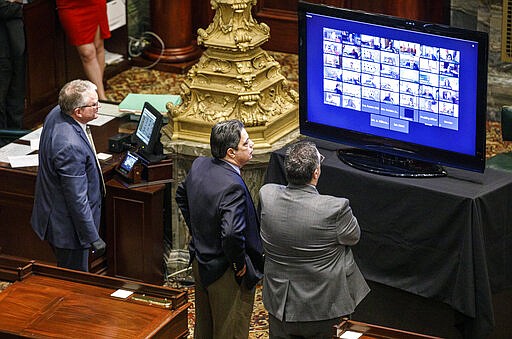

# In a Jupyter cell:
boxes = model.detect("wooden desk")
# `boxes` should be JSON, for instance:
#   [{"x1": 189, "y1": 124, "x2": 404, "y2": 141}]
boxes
[{"x1": 0, "y1": 256, "x2": 189, "y2": 338}]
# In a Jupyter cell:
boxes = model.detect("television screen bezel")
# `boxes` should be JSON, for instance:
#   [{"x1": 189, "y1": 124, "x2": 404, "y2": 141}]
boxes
[
  {"x1": 133, "y1": 101, "x2": 164, "y2": 161},
  {"x1": 298, "y1": 1, "x2": 489, "y2": 174}
]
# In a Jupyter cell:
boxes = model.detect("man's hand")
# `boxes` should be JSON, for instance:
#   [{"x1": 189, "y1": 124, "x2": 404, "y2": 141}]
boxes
[
  {"x1": 91, "y1": 238, "x2": 106, "y2": 257},
  {"x1": 236, "y1": 263, "x2": 247, "y2": 277}
]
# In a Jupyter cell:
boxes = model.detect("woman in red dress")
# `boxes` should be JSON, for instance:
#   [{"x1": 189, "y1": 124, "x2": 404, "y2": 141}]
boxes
[{"x1": 56, "y1": 0, "x2": 111, "y2": 100}]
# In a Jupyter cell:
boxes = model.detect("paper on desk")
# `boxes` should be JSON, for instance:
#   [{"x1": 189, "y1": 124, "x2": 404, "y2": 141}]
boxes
[
  {"x1": 0, "y1": 142, "x2": 32, "y2": 163},
  {"x1": 111, "y1": 289, "x2": 134, "y2": 299},
  {"x1": 30, "y1": 138, "x2": 40, "y2": 151},
  {"x1": 105, "y1": 50, "x2": 124, "y2": 65},
  {"x1": 88, "y1": 114, "x2": 116, "y2": 126},
  {"x1": 338, "y1": 330, "x2": 362, "y2": 339},
  {"x1": 100, "y1": 102, "x2": 126, "y2": 117},
  {"x1": 20, "y1": 127, "x2": 43, "y2": 141},
  {"x1": 8, "y1": 154, "x2": 39, "y2": 168},
  {"x1": 97, "y1": 152, "x2": 112, "y2": 161}
]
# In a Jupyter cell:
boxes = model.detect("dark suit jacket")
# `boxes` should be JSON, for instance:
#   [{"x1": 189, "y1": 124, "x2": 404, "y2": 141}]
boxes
[
  {"x1": 176, "y1": 157, "x2": 264, "y2": 289},
  {"x1": 31, "y1": 106, "x2": 102, "y2": 249},
  {"x1": 259, "y1": 183, "x2": 370, "y2": 322}
]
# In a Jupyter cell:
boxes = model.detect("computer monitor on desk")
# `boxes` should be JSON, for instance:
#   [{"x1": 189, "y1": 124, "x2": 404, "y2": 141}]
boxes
[{"x1": 133, "y1": 101, "x2": 165, "y2": 164}]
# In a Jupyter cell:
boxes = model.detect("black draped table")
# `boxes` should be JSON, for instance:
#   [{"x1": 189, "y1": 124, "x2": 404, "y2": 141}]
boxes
[{"x1": 264, "y1": 139, "x2": 512, "y2": 338}]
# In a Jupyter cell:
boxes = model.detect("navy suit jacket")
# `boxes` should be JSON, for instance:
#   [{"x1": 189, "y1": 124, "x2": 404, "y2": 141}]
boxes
[
  {"x1": 31, "y1": 106, "x2": 102, "y2": 249},
  {"x1": 176, "y1": 157, "x2": 264, "y2": 289}
]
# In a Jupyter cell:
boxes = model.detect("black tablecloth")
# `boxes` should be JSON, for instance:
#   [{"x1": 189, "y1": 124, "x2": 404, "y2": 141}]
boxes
[{"x1": 264, "y1": 139, "x2": 512, "y2": 338}]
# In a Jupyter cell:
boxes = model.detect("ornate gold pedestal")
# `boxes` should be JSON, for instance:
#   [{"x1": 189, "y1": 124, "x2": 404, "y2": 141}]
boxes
[{"x1": 164, "y1": 0, "x2": 299, "y2": 150}]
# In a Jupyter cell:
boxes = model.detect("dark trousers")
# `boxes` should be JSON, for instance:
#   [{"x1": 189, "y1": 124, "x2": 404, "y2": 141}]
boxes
[
  {"x1": 192, "y1": 259, "x2": 255, "y2": 339},
  {"x1": 268, "y1": 313, "x2": 342, "y2": 339},
  {"x1": 0, "y1": 2, "x2": 26, "y2": 131},
  {"x1": 52, "y1": 246, "x2": 89, "y2": 272}
]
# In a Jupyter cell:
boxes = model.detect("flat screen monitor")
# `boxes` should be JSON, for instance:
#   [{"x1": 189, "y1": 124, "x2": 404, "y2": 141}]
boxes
[
  {"x1": 298, "y1": 1, "x2": 489, "y2": 176},
  {"x1": 133, "y1": 101, "x2": 165, "y2": 163}
]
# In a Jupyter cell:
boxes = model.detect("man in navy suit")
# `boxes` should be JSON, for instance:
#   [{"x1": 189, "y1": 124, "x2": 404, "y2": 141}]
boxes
[
  {"x1": 176, "y1": 119, "x2": 264, "y2": 338},
  {"x1": 31, "y1": 79, "x2": 106, "y2": 272}
]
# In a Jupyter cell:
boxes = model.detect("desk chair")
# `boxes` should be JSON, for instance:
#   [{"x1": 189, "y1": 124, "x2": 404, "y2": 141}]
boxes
[{"x1": 487, "y1": 106, "x2": 512, "y2": 171}]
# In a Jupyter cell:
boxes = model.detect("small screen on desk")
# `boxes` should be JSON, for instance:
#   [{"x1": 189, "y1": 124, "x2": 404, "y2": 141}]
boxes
[{"x1": 119, "y1": 151, "x2": 139, "y2": 174}]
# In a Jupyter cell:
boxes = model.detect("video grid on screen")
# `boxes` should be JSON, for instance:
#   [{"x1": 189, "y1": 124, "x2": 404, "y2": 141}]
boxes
[{"x1": 322, "y1": 28, "x2": 461, "y2": 133}]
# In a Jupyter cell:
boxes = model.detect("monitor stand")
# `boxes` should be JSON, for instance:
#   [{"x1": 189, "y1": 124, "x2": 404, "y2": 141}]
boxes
[
  {"x1": 337, "y1": 148, "x2": 447, "y2": 178},
  {"x1": 137, "y1": 151, "x2": 166, "y2": 164},
  {"x1": 136, "y1": 138, "x2": 166, "y2": 164}
]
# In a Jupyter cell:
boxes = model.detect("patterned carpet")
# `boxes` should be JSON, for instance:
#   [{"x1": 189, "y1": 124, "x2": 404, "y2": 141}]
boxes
[
  {"x1": 178, "y1": 285, "x2": 269, "y2": 338},
  {"x1": 486, "y1": 120, "x2": 512, "y2": 158}
]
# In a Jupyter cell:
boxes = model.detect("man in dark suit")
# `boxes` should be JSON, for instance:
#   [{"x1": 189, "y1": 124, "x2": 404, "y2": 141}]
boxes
[
  {"x1": 259, "y1": 141, "x2": 370, "y2": 338},
  {"x1": 31, "y1": 79, "x2": 106, "y2": 272},
  {"x1": 176, "y1": 119, "x2": 264, "y2": 338}
]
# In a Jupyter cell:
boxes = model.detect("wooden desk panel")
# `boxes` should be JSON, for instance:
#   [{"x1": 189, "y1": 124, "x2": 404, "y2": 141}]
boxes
[
  {"x1": 0, "y1": 168, "x2": 54, "y2": 263},
  {"x1": 0, "y1": 258, "x2": 189, "y2": 338},
  {"x1": 106, "y1": 179, "x2": 167, "y2": 285}
]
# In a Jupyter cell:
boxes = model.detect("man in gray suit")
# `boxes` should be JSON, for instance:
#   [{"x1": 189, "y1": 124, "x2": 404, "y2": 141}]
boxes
[
  {"x1": 31, "y1": 79, "x2": 106, "y2": 272},
  {"x1": 259, "y1": 141, "x2": 370, "y2": 338}
]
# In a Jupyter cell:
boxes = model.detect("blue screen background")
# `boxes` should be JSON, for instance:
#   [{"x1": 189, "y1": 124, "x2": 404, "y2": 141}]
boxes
[{"x1": 305, "y1": 13, "x2": 480, "y2": 156}]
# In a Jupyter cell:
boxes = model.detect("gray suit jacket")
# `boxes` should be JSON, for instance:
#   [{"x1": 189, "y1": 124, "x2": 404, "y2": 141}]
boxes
[
  {"x1": 31, "y1": 106, "x2": 102, "y2": 249},
  {"x1": 259, "y1": 183, "x2": 370, "y2": 322}
]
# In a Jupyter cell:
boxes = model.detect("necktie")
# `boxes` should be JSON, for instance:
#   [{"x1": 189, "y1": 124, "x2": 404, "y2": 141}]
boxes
[{"x1": 86, "y1": 125, "x2": 106, "y2": 196}]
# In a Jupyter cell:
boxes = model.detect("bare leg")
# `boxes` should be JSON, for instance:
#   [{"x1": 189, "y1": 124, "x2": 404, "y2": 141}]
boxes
[
  {"x1": 94, "y1": 27, "x2": 106, "y2": 96},
  {"x1": 76, "y1": 27, "x2": 107, "y2": 100}
]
